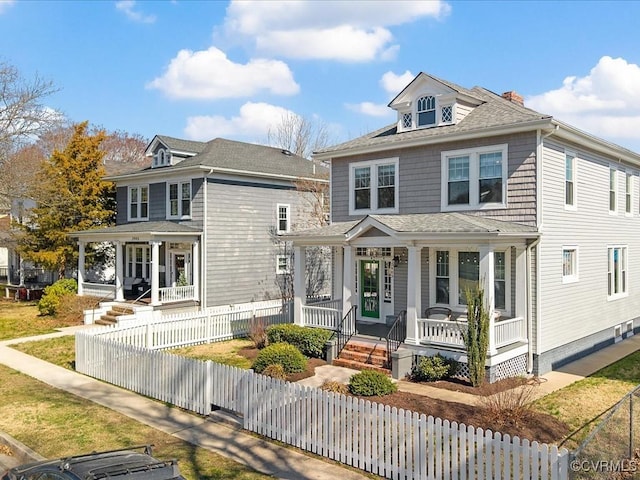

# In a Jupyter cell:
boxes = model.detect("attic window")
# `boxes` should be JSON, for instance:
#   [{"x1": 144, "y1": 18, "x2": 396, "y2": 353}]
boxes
[
  {"x1": 153, "y1": 148, "x2": 171, "y2": 168},
  {"x1": 417, "y1": 96, "x2": 436, "y2": 126},
  {"x1": 402, "y1": 113, "x2": 412, "y2": 129},
  {"x1": 442, "y1": 105, "x2": 453, "y2": 123}
]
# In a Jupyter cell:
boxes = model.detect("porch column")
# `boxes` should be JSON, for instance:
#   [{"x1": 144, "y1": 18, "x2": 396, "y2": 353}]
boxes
[
  {"x1": 114, "y1": 241, "x2": 124, "y2": 301},
  {"x1": 293, "y1": 245, "x2": 306, "y2": 325},
  {"x1": 150, "y1": 241, "x2": 161, "y2": 306},
  {"x1": 333, "y1": 246, "x2": 344, "y2": 301},
  {"x1": 193, "y1": 240, "x2": 200, "y2": 302},
  {"x1": 405, "y1": 245, "x2": 422, "y2": 345},
  {"x1": 342, "y1": 246, "x2": 354, "y2": 317},
  {"x1": 77, "y1": 241, "x2": 85, "y2": 296},
  {"x1": 479, "y1": 246, "x2": 497, "y2": 355},
  {"x1": 515, "y1": 247, "x2": 527, "y2": 319}
]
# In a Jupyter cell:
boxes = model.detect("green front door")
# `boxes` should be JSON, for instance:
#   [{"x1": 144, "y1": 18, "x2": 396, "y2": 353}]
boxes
[{"x1": 361, "y1": 260, "x2": 380, "y2": 318}]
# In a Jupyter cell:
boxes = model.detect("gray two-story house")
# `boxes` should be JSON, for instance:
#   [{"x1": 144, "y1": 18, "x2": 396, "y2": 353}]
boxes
[
  {"x1": 289, "y1": 72, "x2": 640, "y2": 380},
  {"x1": 72, "y1": 135, "x2": 329, "y2": 311}
]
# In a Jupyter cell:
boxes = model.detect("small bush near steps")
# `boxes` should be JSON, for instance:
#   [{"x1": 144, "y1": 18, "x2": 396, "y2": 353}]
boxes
[
  {"x1": 320, "y1": 381, "x2": 349, "y2": 395},
  {"x1": 409, "y1": 354, "x2": 458, "y2": 382},
  {"x1": 38, "y1": 279, "x2": 77, "y2": 316},
  {"x1": 261, "y1": 363, "x2": 287, "y2": 380},
  {"x1": 266, "y1": 324, "x2": 332, "y2": 358},
  {"x1": 349, "y1": 370, "x2": 397, "y2": 397},
  {"x1": 252, "y1": 342, "x2": 307, "y2": 374}
]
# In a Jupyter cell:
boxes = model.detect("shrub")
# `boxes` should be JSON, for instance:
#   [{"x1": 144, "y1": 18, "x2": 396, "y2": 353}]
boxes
[
  {"x1": 261, "y1": 363, "x2": 287, "y2": 380},
  {"x1": 38, "y1": 279, "x2": 78, "y2": 316},
  {"x1": 479, "y1": 379, "x2": 539, "y2": 428},
  {"x1": 349, "y1": 370, "x2": 397, "y2": 397},
  {"x1": 252, "y1": 342, "x2": 307, "y2": 374},
  {"x1": 410, "y1": 354, "x2": 458, "y2": 382},
  {"x1": 266, "y1": 324, "x2": 332, "y2": 358},
  {"x1": 320, "y1": 381, "x2": 349, "y2": 395},
  {"x1": 56, "y1": 294, "x2": 100, "y2": 324},
  {"x1": 248, "y1": 317, "x2": 268, "y2": 349},
  {"x1": 463, "y1": 285, "x2": 490, "y2": 387}
]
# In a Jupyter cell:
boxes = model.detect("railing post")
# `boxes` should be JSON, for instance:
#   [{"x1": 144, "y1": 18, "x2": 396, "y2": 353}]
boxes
[{"x1": 489, "y1": 312, "x2": 497, "y2": 355}]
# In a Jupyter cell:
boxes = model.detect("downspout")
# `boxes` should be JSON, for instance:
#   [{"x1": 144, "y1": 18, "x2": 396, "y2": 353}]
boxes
[
  {"x1": 526, "y1": 236, "x2": 541, "y2": 374},
  {"x1": 201, "y1": 168, "x2": 214, "y2": 309}
]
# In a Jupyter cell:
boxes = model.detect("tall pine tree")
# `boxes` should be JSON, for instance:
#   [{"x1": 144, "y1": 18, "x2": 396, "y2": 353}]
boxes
[{"x1": 15, "y1": 121, "x2": 114, "y2": 278}]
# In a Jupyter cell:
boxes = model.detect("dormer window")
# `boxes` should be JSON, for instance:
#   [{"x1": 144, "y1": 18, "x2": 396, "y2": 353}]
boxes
[
  {"x1": 153, "y1": 148, "x2": 171, "y2": 168},
  {"x1": 402, "y1": 113, "x2": 412, "y2": 129},
  {"x1": 417, "y1": 96, "x2": 436, "y2": 126},
  {"x1": 442, "y1": 105, "x2": 453, "y2": 123}
]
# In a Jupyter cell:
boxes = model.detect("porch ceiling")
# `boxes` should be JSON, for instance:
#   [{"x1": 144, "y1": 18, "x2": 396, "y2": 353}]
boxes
[
  {"x1": 289, "y1": 213, "x2": 539, "y2": 246},
  {"x1": 70, "y1": 221, "x2": 202, "y2": 242}
]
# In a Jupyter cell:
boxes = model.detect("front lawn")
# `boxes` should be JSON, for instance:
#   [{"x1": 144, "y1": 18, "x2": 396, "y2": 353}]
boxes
[{"x1": 0, "y1": 299, "x2": 81, "y2": 341}]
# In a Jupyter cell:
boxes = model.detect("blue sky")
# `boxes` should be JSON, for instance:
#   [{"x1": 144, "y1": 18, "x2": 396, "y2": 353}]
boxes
[{"x1": 2, "y1": 0, "x2": 640, "y2": 152}]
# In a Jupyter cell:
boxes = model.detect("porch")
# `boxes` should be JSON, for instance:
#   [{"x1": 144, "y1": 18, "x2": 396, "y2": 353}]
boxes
[{"x1": 70, "y1": 221, "x2": 203, "y2": 307}]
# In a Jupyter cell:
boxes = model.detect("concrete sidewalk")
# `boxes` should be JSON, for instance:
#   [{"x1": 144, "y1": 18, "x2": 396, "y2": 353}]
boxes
[{"x1": 0, "y1": 327, "x2": 370, "y2": 480}]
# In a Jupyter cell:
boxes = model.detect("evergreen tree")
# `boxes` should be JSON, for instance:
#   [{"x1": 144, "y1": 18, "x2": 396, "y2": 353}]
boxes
[{"x1": 14, "y1": 121, "x2": 114, "y2": 278}]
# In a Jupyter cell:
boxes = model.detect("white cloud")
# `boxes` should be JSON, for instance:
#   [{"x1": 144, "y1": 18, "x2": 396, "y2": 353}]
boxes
[
  {"x1": 346, "y1": 102, "x2": 391, "y2": 117},
  {"x1": 224, "y1": 0, "x2": 450, "y2": 62},
  {"x1": 0, "y1": 0, "x2": 15, "y2": 14},
  {"x1": 381, "y1": 70, "x2": 415, "y2": 96},
  {"x1": 184, "y1": 102, "x2": 295, "y2": 140},
  {"x1": 527, "y1": 56, "x2": 640, "y2": 149},
  {"x1": 147, "y1": 47, "x2": 299, "y2": 99},
  {"x1": 115, "y1": 0, "x2": 156, "y2": 24}
]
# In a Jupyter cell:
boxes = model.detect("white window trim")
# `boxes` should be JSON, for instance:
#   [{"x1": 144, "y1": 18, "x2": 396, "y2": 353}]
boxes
[
  {"x1": 166, "y1": 180, "x2": 192, "y2": 220},
  {"x1": 609, "y1": 166, "x2": 618, "y2": 215},
  {"x1": 127, "y1": 185, "x2": 149, "y2": 222},
  {"x1": 607, "y1": 245, "x2": 628, "y2": 301},
  {"x1": 440, "y1": 144, "x2": 508, "y2": 211},
  {"x1": 493, "y1": 249, "x2": 511, "y2": 313},
  {"x1": 276, "y1": 255, "x2": 290, "y2": 275},
  {"x1": 625, "y1": 171, "x2": 633, "y2": 216},
  {"x1": 562, "y1": 246, "x2": 579, "y2": 284},
  {"x1": 349, "y1": 157, "x2": 400, "y2": 216},
  {"x1": 276, "y1": 203, "x2": 291, "y2": 234},
  {"x1": 125, "y1": 244, "x2": 150, "y2": 280},
  {"x1": 564, "y1": 150, "x2": 577, "y2": 211}
]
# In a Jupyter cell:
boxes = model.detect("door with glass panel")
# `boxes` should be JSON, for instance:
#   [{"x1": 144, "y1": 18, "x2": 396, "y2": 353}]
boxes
[{"x1": 360, "y1": 260, "x2": 380, "y2": 318}]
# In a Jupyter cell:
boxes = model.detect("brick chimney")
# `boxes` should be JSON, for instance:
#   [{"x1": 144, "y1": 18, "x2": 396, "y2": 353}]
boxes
[{"x1": 501, "y1": 91, "x2": 524, "y2": 106}]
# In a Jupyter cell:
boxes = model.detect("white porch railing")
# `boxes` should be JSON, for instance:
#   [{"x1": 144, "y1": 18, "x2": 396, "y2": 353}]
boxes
[
  {"x1": 159, "y1": 285, "x2": 195, "y2": 303},
  {"x1": 418, "y1": 316, "x2": 526, "y2": 352},
  {"x1": 301, "y1": 298, "x2": 342, "y2": 329},
  {"x1": 81, "y1": 282, "x2": 116, "y2": 299}
]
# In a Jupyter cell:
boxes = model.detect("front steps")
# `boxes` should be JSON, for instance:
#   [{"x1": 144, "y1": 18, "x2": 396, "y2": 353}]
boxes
[
  {"x1": 95, "y1": 304, "x2": 135, "y2": 326},
  {"x1": 333, "y1": 339, "x2": 391, "y2": 374}
]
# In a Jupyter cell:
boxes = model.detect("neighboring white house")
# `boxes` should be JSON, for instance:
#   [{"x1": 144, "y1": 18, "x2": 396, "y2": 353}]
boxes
[
  {"x1": 71, "y1": 136, "x2": 330, "y2": 310},
  {"x1": 288, "y1": 72, "x2": 640, "y2": 379}
]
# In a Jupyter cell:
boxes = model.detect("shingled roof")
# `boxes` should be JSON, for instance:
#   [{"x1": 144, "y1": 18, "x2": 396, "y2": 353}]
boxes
[{"x1": 155, "y1": 135, "x2": 207, "y2": 155}]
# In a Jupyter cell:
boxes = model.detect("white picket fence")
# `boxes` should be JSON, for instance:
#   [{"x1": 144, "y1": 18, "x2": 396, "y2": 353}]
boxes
[{"x1": 75, "y1": 315, "x2": 569, "y2": 479}]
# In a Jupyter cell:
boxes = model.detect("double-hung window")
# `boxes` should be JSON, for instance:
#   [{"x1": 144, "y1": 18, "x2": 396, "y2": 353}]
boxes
[
  {"x1": 276, "y1": 204, "x2": 290, "y2": 234},
  {"x1": 168, "y1": 181, "x2": 191, "y2": 219},
  {"x1": 349, "y1": 158, "x2": 399, "y2": 215},
  {"x1": 626, "y1": 173, "x2": 633, "y2": 215},
  {"x1": 417, "y1": 95, "x2": 436, "y2": 126},
  {"x1": 128, "y1": 185, "x2": 148, "y2": 221},
  {"x1": 435, "y1": 250, "x2": 450, "y2": 304},
  {"x1": 494, "y1": 251, "x2": 506, "y2": 309},
  {"x1": 608, "y1": 246, "x2": 628, "y2": 299},
  {"x1": 610, "y1": 167, "x2": 617, "y2": 213},
  {"x1": 565, "y1": 152, "x2": 576, "y2": 208},
  {"x1": 441, "y1": 144, "x2": 508, "y2": 211},
  {"x1": 276, "y1": 255, "x2": 290, "y2": 274},
  {"x1": 562, "y1": 247, "x2": 578, "y2": 284}
]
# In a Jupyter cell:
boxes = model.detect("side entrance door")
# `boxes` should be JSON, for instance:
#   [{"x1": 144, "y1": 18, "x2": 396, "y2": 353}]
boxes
[{"x1": 360, "y1": 260, "x2": 380, "y2": 319}]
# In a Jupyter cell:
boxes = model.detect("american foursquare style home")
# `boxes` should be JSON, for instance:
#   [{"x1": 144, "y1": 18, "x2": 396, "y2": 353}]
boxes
[
  {"x1": 72, "y1": 135, "x2": 329, "y2": 313},
  {"x1": 288, "y1": 72, "x2": 640, "y2": 379}
]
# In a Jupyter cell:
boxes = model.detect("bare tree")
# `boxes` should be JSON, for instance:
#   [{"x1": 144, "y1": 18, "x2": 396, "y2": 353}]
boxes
[{"x1": 267, "y1": 112, "x2": 331, "y2": 159}]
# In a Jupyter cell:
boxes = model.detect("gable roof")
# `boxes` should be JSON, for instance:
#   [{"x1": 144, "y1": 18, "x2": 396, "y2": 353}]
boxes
[
  {"x1": 388, "y1": 72, "x2": 484, "y2": 109},
  {"x1": 149, "y1": 135, "x2": 207, "y2": 155}
]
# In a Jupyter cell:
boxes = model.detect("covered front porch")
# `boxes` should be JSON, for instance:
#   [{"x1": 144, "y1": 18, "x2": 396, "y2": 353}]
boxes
[
  {"x1": 71, "y1": 222, "x2": 202, "y2": 307},
  {"x1": 290, "y1": 213, "x2": 539, "y2": 368}
]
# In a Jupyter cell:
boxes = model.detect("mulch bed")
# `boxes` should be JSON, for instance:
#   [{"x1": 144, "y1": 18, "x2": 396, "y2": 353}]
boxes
[{"x1": 418, "y1": 376, "x2": 530, "y2": 396}]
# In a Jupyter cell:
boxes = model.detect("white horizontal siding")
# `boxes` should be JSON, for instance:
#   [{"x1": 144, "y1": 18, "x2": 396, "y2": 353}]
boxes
[{"x1": 539, "y1": 140, "x2": 640, "y2": 352}]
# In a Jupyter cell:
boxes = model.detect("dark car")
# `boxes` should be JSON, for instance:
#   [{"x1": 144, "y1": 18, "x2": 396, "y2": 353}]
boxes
[{"x1": 1, "y1": 445, "x2": 186, "y2": 480}]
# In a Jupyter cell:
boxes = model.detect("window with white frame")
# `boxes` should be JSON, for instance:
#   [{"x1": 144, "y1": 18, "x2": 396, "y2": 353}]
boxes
[
  {"x1": 441, "y1": 105, "x2": 453, "y2": 123},
  {"x1": 441, "y1": 144, "x2": 508, "y2": 210},
  {"x1": 562, "y1": 247, "x2": 578, "y2": 283},
  {"x1": 153, "y1": 149, "x2": 171, "y2": 168},
  {"x1": 626, "y1": 173, "x2": 632, "y2": 214},
  {"x1": 349, "y1": 158, "x2": 399, "y2": 215},
  {"x1": 384, "y1": 260, "x2": 392, "y2": 303},
  {"x1": 402, "y1": 112, "x2": 412, "y2": 129},
  {"x1": 168, "y1": 181, "x2": 191, "y2": 218},
  {"x1": 276, "y1": 204, "x2": 290, "y2": 233},
  {"x1": 608, "y1": 246, "x2": 627, "y2": 299},
  {"x1": 610, "y1": 167, "x2": 617, "y2": 213},
  {"x1": 435, "y1": 250, "x2": 450, "y2": 304},
  {"x1": 494, "y1": 251, "x2": 506, "y2": 309},
  {"x1": 276, "y1": 255, "x2": 290, "y2": 274},
  {"x1": 565, "y1": 152, "x2": 576, "y2": 208},
  {"x1": 417, "y1": 95, "x2": 436, "y2": 126},
  {"x1": 128, "y1": 185, "x2": 148, "y2": 221},
  {"x1": 126, "y1": 245, "x2": 150, "y2": 279}
]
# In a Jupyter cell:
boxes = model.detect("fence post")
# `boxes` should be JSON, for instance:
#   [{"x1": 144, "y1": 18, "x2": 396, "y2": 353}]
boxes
[
  {"x1": 146, "y1": 321, "x2": 152, "y2": 349},
  {"x1": 630, "y1": 392, "x2": 634, "y2": 460}
]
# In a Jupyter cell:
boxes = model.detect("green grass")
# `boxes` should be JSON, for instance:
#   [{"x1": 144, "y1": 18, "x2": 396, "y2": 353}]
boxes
[
  {"x1": 0, "y1": 300, "x2": 80, "y2": 341},
  {"x1": 11, "y1": 335, "x2": 76, "y2": 369},
  {"x1": 170, "y1": 339, "x2": 254, "y2": 369},
  {"x1": 0, "y1": 363, "x2": 272, "y2": 479}
]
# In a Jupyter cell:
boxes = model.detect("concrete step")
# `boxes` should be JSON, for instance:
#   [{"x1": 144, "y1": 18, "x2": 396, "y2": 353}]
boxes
[{"x1": 332, "y1": 358, "x2": 391, "y2": 375}]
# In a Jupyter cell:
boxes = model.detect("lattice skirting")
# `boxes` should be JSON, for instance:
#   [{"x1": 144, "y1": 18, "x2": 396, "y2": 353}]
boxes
[{"x1": 492, "y1": 354, "x2": 528, "y2": 381}]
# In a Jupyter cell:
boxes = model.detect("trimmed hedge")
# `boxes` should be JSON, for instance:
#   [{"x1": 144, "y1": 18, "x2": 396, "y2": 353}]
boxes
[
  {"x1": 252, "y1": 342, "x2": 307, "y2": 374},
  {"x1": 266, "y1": 324, "x2": 332, "y2": 358},
  {"x1": 38, "y1": 279, "x2": 78, "y2": 316},
  {"x1": 349, "y1": 370, "x2": 397, "y2": 397}
]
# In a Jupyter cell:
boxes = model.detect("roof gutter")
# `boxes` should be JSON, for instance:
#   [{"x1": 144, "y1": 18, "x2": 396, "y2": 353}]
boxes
[{"x1": 314, "y1": 118, "x2": 554, "y2": 162}]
